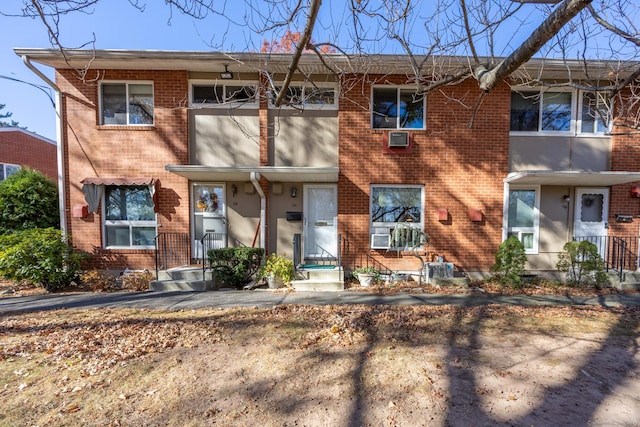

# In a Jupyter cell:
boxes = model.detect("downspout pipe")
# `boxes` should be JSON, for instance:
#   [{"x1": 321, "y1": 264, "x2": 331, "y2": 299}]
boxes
[
  {"x1": 21, "y1": 55, "x2": 67, "y2": 235},
  {"x1": 250, "y1": 172, "x2": 266, "y2": 253}
]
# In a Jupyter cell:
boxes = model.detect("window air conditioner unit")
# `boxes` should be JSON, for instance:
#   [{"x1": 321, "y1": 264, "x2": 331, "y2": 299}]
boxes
[
  {"x1": 388, "y1": 131, "x2": 409, "y2": 147},
  {"x1": 371, "y1": 233, "x2": 391, "y2": 249}
]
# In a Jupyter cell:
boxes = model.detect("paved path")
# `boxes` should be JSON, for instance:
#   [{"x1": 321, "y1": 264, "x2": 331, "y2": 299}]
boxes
[{"x1": 2, "y1": 290, "x2": 640, "y2": 314}]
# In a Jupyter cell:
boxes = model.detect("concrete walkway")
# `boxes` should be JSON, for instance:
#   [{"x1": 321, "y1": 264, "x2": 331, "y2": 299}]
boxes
[{"x1": 2, "y1": 289, "x2": 640, "y2": 314}]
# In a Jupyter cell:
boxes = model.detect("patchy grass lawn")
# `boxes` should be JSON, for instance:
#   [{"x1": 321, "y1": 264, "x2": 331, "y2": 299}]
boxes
[{"x1": 1, "y1": 305, "x2": 639, "y2": 426}]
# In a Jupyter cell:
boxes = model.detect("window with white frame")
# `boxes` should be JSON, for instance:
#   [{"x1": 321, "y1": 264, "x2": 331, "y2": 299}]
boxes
[
  {"x1": 372, "y1": 87, "x2": 425, "y2": 129},
  {"x1": 0, "y1": 163, "x2": 20, "y2": 181},
  {"x1": 510, "y1": 89, "x2": 573, "y2": 133},
  {"x1": 270, "y1": 84, "x2": 337, "y2": 109},
  {"x1": 579, "y1": 91, "x2": 610, "y2": 134},
  {"x1": 190, "y1": 81, "x2": 258, "y2": 107},
  {"x1": 370, "y1": 185, "x2": 425, "y2": 250},
  {"x1": 100, "y1": 82, "x2": 154, "y2": 125},
  {"x1": 104, "y1": 185, "x2": 156, "y2": 248},
  {"x1": 506, "y1": 188, "x2": 539, "y2": 253}
]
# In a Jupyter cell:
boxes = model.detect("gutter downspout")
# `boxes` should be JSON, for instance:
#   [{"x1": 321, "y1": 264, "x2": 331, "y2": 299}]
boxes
[
  {"x1": 250, "y1": 172, "x2": 266, "y2": 252},
  {"x1": 21, "y1": 55, "x2": 66, "y2": 235}
]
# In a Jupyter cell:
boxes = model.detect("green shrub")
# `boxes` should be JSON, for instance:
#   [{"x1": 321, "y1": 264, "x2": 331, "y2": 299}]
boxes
[
  {"x1": 256, "y1": 253, "x2": 295, "y2": 286},
  {"x1": 490, "y1": 236, "x2": 527, "y2": 288},
  {"x1": 556, "y1": 240, "x2": 608, "y2": 288},
  {"x1": 208, "y1": 247, "x2": 264, "y2": 288},
  {"x1": 0, "y1": 168, "x2": 59, "y2": 234},
  {"x1": 0, "y1": 228, "x2": 86, "y2": 292}
]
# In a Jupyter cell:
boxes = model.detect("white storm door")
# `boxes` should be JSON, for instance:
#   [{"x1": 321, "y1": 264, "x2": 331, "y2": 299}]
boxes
[
  {"x1": 303, "y1": 185, "x2": 338, "y2": 259},
  {"x1": 574, "y1": 187, "x2": 609, "y2": 257}
]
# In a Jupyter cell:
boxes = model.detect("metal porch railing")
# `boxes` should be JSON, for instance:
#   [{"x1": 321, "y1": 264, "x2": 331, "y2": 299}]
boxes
[
  {"x1": 154, "y1": 232, "x2": 190, "y2": 279},
  {"x1": 572, "y1": 235, "x2": 639, "y2": 281},
  {"x1": 200, "y1": 232, "x2": 228, "y2": 281}
]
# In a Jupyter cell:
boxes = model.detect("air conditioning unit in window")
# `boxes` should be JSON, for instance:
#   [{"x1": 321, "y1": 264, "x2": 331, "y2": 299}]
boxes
[
  {"x1": 388, "y1": 131, "x2": 409, "y2": 147},
  {"x1": 371, "y1": 233, "x2": 391, "y2": 249}
]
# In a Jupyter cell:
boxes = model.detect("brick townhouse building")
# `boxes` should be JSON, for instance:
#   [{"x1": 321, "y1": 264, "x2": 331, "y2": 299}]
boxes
[
  {"x1": 0, "y1": 127, "x2": 57, "y2": 181},
  {"x1": 14, "y1": 49, "x2": 640, "y2": 289}
]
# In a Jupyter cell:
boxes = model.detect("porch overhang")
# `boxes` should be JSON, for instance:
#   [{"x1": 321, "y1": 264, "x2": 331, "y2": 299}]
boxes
[
  {"x1": 164, "y1": 165, "x2": 339, "y2": 183},
  {"x1": 504, "y1": 171, "x2": 640, "y2": 186}
]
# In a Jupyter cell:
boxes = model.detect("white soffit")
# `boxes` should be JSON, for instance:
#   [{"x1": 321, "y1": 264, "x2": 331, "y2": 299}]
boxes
[
  {"x1": 165, "y1": 165, "x2": 339, "y2": 183},
  {"x1": 505, "y1": 171, "x2": 640, "y2": 186}
]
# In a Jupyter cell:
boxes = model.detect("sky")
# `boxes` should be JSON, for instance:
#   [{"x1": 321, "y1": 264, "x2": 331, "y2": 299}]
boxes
[{"x1": 0, "y1": 0, "x2": 260, "y2": 140}]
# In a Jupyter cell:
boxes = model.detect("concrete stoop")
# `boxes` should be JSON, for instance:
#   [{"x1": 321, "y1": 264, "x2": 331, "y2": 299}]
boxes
[
  {"x1": 290, "y1": 266, "x2": 344, "y2": 292},
  {"x1": 607, "y1": 270, "x2": 640, "y2": 291},
  {"x1": 150, "y1": 267, "x2": 216, "y2": 292}
]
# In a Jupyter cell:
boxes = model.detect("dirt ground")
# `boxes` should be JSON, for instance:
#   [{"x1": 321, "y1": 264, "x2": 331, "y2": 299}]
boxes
[{"x1": 1, "y1": 281, "x2": 639, "y2": 426}]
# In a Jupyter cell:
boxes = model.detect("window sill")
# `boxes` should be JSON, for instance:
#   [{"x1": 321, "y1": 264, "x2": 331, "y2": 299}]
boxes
[{"x1": 97, "y1": 125, "x2": 156, "y2": 131}]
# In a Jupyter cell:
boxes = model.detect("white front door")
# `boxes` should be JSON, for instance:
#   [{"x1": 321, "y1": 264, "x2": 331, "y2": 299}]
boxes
[
  {"x1": 192, "y1": 183, "x2": 226, "y2": 258},
  {"x1": 574, "y1": 187, "x2": 609, "y2": 257},
  {"x1": 303, "y1": 184, "x2": 338, "y2": 259}
]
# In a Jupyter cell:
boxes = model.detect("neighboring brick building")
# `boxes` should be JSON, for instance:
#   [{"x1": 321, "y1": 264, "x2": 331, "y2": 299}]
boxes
[
  {"x1": 0, "y1": 127, "x2": 57, "y2": 181},
  {"x1": 14, "y1": 49, "x2": 640, "y2": 286}
]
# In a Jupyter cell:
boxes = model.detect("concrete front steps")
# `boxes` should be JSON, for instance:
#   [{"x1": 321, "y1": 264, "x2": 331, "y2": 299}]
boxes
[
  {"x1": 607, "y1": 270, "x2": 640, "y2": 291},
  {"x1": 149, "y1": 266, "x2": 215, "y2": 292},
  {"x1": 290, "y1": 265, "x2": 344, "y2": 291}
]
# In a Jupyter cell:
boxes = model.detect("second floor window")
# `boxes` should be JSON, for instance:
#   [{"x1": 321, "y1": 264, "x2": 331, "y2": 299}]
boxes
[
  {"x1": 101, "y1": 82, "x2": 154, "y2": 125},
  {"x1": 270, "y1": 84, "x2": 337, "y2": 109},
  {"x1": 372, "y1": 87, "x2": 425, "y2": 129},
  {"x1": 191, "y1": 82, "x2": 257, "y2": 107},
  {"x1": 510, "y1": 90, "x2": 572, "y2": 133},
  {"x1": 580, "y1": 92, "x2": 610, "y2": 134}
]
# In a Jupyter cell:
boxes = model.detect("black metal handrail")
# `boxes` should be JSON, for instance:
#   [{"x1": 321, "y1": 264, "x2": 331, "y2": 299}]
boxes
[
  {"x1": 340, "y1": 233, "x2": 393, "y2": 276},
  {"x1": 154, "y1": 232, "x2": 190, "y2": 279},
  {"x1": 292, "y1": 233, "x2": 341, "y2": 268},
  {"x1": 200, "y1": 232, "x2": 228, "y2": 281},
  {"x1": 573, "y1": 235, "x2": 639, "y2": 281}
]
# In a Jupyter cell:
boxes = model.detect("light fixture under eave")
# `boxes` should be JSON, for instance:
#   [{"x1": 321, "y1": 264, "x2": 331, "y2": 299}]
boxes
[{"x1": 220, "y1": 64, "x2": 233, "y2": 80}]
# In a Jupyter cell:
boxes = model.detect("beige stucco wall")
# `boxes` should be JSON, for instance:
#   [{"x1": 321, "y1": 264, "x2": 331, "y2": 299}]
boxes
[
  {"x1": 267, "y1": 182, "x2": 303, "y2": 255},
  {"x1": 269, "y1": 110, "x2": 339, "y2": 167},
  {"x1": 190, "y1": 110, "x2": 261, "y2": 166},
  {"x1": 510, "y1": 135, "x2": 611, "y2": 172},
  {"x1": 225, "y1": 181, "x2": 261, "y2": 247}
]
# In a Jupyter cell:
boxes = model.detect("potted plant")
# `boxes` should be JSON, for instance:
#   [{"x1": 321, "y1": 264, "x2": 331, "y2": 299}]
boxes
[
  {"x1": 257, "y1": 253, "x2": 295, "y2": 288},
  {"x1": 352, "y1": 266, "x2": 379, "y2": 287}
]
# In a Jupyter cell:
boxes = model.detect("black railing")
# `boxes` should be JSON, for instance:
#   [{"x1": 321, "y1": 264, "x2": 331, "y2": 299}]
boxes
[
  {"x1": 340, "y1": 233, "x2": 394, "y2": 276},
  {"x1": 573, "y1": 235, "x2": 639, "y2": 280},
  {"x1": 200, "y1": 232, "x2": 228, "y2": 281},
  {"x1": 292, "y1": 233, "x2": 341, "y2": 267},
  {"x1": 155, "y1": 232, "x2": 190, "y2": 279}
]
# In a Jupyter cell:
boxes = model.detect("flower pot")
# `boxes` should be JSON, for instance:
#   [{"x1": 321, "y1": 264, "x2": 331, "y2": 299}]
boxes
[
  {"x1": 266, "y1": 274, "x2": 285, "y2": 289},
  {"x1": 357, "y1": 273, "x2": 376, "y2": 287}
]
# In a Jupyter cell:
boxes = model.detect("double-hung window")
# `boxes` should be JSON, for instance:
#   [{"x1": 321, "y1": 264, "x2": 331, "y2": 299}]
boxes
[
  {"x1": 510, "y1": 89, "x2": 573, "y2": 133},
  {"x1": 190, "y1": 81, "x2": 258, "y2": 107},
  {"x1": 505, "y1": 188, "x2": 539, "y2": 253},
  {"x1": 0, "y1": 163, "x2": 20, "y2": 181},
  {"x1": 101, "y1": 82, "x2": 154, "y2": 125},
  {"x1": 579, "y1": 91, "x2": 610, "y2": 134},
  {"x1": 370, "y1": 185, "x2": 425, "y2": 250},
  {"x1": 372, "y1": 87, "x2": 425, "y2": 129},
  {"x1": 104, "y1": 185, "x2": 156, "y2": 248}
]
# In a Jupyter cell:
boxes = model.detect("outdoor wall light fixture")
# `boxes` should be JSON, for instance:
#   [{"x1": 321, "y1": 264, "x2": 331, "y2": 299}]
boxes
[
  {"x1": 220, "y1": 64, "x2": 233, "y2": 80},
  {"x1": 231, "y1": 184, "x2": 237, "y2": 196},
  {"x1": 290, "y1": 186, "x2": 298, "y2": 198}
]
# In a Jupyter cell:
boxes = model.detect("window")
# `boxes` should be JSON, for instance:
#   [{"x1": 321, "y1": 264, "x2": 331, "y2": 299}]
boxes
[
  {"x1": 190, "y1": 81, "x2": 258, "y2": 107},
  {"x1": 104, "y1": 185, "x2": 156, "y2": 248},
  {"x1": 370, "y1": 185, "x2": 424, "y2": 250},
  {"x1": 270, "y1": 84, "x2": 337, "y2": 109},
  {"x1": 0, "y1": 163, "x2": 20, "y2": 181},
  {"x1": 506, "y1": 188, "x2": 539, "y2": 253},
  {"x1": 372, "y1": 87, "x2": 425, "y2": 129},
  {"x1": 101, "y1": 82, "x2": 154, "y2": 125},
  {"x1": 510, "y1": 90, "x2": 573, "y2": 133},
  {"x1": 579, "y1": 91, "x2": 610, "y2": 134}
]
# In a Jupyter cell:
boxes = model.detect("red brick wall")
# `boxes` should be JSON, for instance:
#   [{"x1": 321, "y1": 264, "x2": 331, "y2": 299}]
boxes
[
  {"x1": 57, "y1": 69, "x2": 189, "y2": 270},
  {"x1": 338, "y1": 76, "x2": 510, "y2": 273},
  {"x1": 0, "y1": 129, "x2": 57, "y2": 181}
]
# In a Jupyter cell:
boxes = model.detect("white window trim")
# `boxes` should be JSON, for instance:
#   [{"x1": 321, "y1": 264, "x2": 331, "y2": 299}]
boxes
[
  {"x1": 502, "y1": 184, "x2": 540, "y2": 255},
  {"x1": 102, "y1": 186, "x2": 157, "y2": 250},
  {"x1": 576, "y1": 90, "x2": 612, "y2": 136},
  {"x1": 509, "y1": 87, "x2": 576, "y2": 136},
  {"x1": 99, "y1": 80, "x2": 155, "y2": 126},
  {"x1": 189, "y1": 80, "x2": 259, "y2": 109},
  {"x1": 371, "y1": 85, "x2": 427, "y2": 130},
  {"x1": 370, "y1": 184, "x2": 425, "y2": 250},
  {"x1": 268, "y1": 83, "x2": 339, "y2": 110}
]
